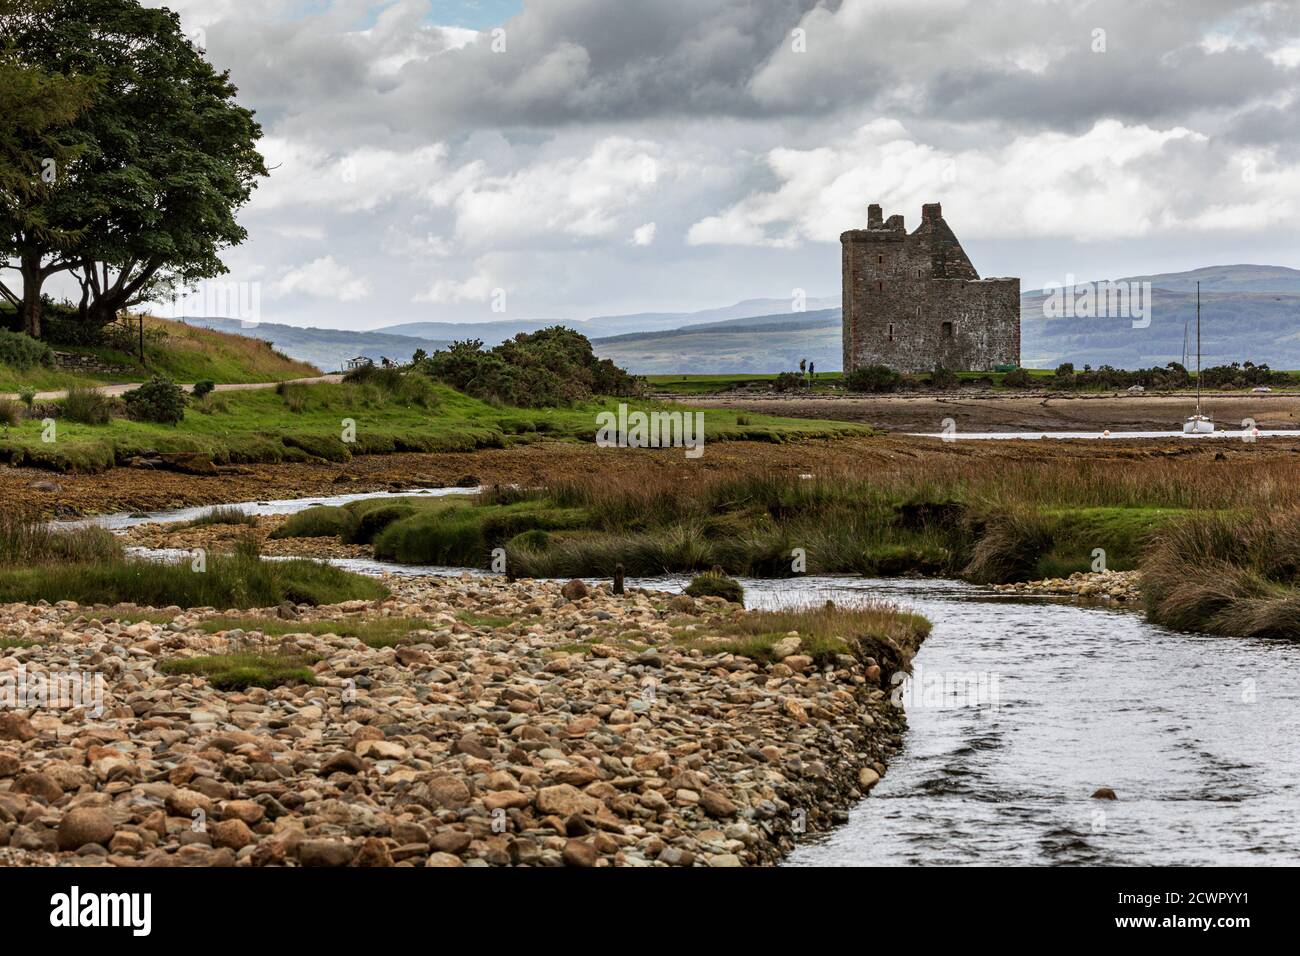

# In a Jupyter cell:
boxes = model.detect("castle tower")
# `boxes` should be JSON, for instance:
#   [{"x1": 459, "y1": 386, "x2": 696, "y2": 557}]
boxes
[{"x1": 841, "y1": 203, "x2": 1020, "y2": 374}]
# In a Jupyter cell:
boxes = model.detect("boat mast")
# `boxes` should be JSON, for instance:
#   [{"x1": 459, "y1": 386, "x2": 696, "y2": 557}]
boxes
[{"x1": 1195, "y1": 281, "x2": 1201, "y2": 416}]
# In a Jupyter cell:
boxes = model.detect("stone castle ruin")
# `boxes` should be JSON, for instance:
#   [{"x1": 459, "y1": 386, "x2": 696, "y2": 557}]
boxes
[{"x1": 841, "y1": 203, "x2": 1019, "y2": 374}]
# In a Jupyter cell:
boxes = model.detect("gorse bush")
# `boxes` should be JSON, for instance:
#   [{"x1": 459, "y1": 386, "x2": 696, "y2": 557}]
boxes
[
  {"x1": 1002, "y1": 367, "x2": 1034, "y2": 388},
  {"x1": 418, "y1": 327, "x2": 639, "y2": 407},
  {"x1": 123, "y1": 377, "x2": 185, "y2": 424},
  {"x1": 844, "y1": 364, "x2": 902, "y2": 393},
  {"x1": 62, "y1": 384, "x2": 116, "y2": 425},
  {"x1": 191, "y1": 379, "x2": 216, "y2": 399},
  {"x1": 930, "y1": 365, "x2": 958, "y2": 389},
  {"x1": 0, "y1": 328, "x2": 54, "y2": 369}
]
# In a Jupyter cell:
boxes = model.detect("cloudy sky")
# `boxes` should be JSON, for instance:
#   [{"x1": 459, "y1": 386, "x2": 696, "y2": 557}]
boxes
[{"x1": 137, "y1": 0, "x2": 1300, "y2": 330}]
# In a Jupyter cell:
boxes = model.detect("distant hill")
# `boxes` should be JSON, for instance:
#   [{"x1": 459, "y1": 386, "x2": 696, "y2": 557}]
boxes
[
  {"x1": 593, "y1": 266, "x2": 1300, "y2": 373},
  {"x1": 170, "y1": 266, "x2": 1300, "y2": 375},
  {"x1": 177, "y1": 317, "x2": 448, "y2": 371},
  {"x1": 592, "y1": 309, "x2": 843, "y2": 374},
  {"x1": 373, "y1": 295, "x2": 840, "y2": 346}
]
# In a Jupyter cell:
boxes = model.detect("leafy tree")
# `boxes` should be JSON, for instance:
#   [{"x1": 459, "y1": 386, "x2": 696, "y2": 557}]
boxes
[
  {"x1": 2, "y1": 0, "x2": 266, "y2": 337},
  {"x1": 0, "y1": 0, "x2": 96, "y2": 337}
]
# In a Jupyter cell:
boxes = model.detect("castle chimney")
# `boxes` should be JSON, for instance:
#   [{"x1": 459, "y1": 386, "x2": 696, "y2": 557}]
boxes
[
  {"x1": 921, "y1": 202, "x2": 942, "y2": 223},
  {"x1": 867, "y1": 203, "x2": 883, "y2": 229}
]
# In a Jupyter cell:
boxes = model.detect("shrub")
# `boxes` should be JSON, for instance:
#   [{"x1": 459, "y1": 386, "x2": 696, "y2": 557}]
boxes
[
  {"x1": 419, "y1": 327, "x2": 639, "y2": 407},
  {"x1": 0, "y1": 399, "x2": 20, "y2": 427},
  {"x1": 1054, "y1": 362, "x2": 1075, "y2": 379},
  {"x1": 192, "y1": 379, "x2": 216, "y2": 399},
  {"x1": 0, "y1": 328, "x2": 54, "y2": 369},
  {"x1": 684, "y1": 568, "x2": 745, "y2": 604},
  {"x1": 773, "y1": 371, "x2": 805, "y2": 392},
  {"x1": 930, "y1": 365, "x2": 958, "y2": 389},
  {"x1": 1002, "y1": 367, "x2": 1034, "y2": 388},
  {"x1": 844, "y1": 364, "x2": 902, "y2": 393},
  {"x1": 18, "y1": 386, "x2": 36, "y2": 408},
  {"x1": 123, "y1": 377, "x2": 185, "y2": 424},
  {"x1": 62, "y1": 384, "x2": 116, "y2": 425}
]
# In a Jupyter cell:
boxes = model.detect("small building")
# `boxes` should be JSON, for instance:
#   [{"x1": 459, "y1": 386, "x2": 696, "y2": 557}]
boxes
[
  {"x1": 345, "y1": 356, "x2": 374, "y2": 371},
  {"x1": 841, "y1": 202, "x2": 1020, "y2": 374}
]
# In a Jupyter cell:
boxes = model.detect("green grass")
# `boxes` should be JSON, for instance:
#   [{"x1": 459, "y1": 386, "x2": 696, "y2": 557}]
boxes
[
  {"x1": 455, "y1": 610, "x2": 517, "y2": 629},
  {"x1": 0, "y1": 637, "x2": 39, "y2": 650},
  {"x1": 262, "y1": 467, "x2": 1203, "y2": 584},
  {"x1": 158, "y1": 650, "x2": 318, "y2": 690},
  {"x1": 670, "y1": 601, "x2": 931, "y2": 666},
  {"x1": 0, "y1": 315, "x2": 319, "y2": 393},
  {"x1": 182, "y1": 506, "x2": 258, "y2": 528},
  {"x1": 0, "y1": 553, "x2": 387, "y2": 609},
  {"x1": 645, "y1": 372, "x2": 843, "y2": 395},
  {"x1": 1143, "y1": 509, "x2": 1300, "y2": 639},
  {"x1": 0, "y1": 377, "x2": 873, "y2": 473}
]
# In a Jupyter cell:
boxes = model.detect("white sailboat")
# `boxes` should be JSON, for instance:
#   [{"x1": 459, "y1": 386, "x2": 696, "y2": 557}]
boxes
[{"x1": 1184, "y1": 281, "x2": 1214, "y2": 434}]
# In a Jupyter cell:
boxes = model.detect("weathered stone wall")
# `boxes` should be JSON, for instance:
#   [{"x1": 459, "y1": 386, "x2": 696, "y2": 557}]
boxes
[
  {"x1": 51, "y1": 351, "x2": 135, "y2": 376},
  {"x1": 842, "y1": 203, "x2": 1019, "y2": 374}
]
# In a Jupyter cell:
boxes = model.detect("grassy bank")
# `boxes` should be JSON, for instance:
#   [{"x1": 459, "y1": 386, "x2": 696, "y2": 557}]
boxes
[
  {"x1": 0, "y1": 377, "x2": 874, "y2": 472},
  {"x1": 271, "y1": 456, "x2": 1295, "y2": 585},
  {"x1": 1143, "y1": 509, "x2": 1300, "y2": 639},
  {"x1": 0, "y1": 513, "x2": 386, "y2": 608},
  {"x1": 0, "y1": 315, "x2": 319, "y2": 392}
]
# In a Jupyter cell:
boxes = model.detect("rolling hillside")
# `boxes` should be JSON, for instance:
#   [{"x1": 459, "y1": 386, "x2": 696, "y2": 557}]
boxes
[
  {"x1": 145, "y1": 266, "x2": 1300, "y2": 375},
  {"x1": 177, "y1": 317, "x2": 449, "y2": 371},
  {"x1": 0, "y1": 315, "x2": 321, "y2": 392}
]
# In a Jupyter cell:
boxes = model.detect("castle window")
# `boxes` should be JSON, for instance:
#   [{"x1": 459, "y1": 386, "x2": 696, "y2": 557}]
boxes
[
  {"x1": 941, "y1": 321, "x2": 954, "y2": 338},
  {"x1": 915, "y1": 269, "x2": 923, "y2": 278},
  {"x1": 877, "y1": 255, "x2": 883, "y2": 265},
  {"x1": 887, "y1": 323, "x2": 894, "y2": 342},
  {"x1": 877, "y1": 281, "x2": 883, "y2": 292}
]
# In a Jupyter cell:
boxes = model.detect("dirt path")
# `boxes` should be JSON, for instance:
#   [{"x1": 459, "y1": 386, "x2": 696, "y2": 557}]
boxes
[{"x1": 1, "y1": 373, "x2": 343, "y2": 402}]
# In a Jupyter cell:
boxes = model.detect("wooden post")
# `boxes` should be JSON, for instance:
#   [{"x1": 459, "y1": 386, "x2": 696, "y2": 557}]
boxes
[{"x1": 613, "y1": 563, "x2": 625, "y2": 596}]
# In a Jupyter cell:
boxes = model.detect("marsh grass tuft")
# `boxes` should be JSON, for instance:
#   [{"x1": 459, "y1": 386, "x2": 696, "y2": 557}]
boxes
[
  {"x1": 674, "y1": 599, "x2": 931, "y2": 668},
  {"x1": 159, "y1": 649, "x2": 318, "y2": 690},
  {"x1": 1143, "y1": 509, "x2": 1300, "y2": 639},
  {"x1": 183, "y1": 505, "x2": 258, "y2": 528}
]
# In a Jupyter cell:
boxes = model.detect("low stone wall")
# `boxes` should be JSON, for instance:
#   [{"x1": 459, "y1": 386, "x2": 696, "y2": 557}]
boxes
[{"x1": 50, "y1": 351, "x2": 135, "y2": 376}]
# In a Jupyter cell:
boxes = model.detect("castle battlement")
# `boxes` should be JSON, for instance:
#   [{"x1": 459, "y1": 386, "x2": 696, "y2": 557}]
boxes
[{"x1": 841, "y1": 203, "x2": 1020, "y2": 374}]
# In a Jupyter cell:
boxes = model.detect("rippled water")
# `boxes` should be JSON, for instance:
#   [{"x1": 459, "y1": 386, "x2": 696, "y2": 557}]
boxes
[
  {"x1": 58, "y1": 485, "x2": 477, "y2": 531},
  {"x1": 768, "y1": 578, "x2": 1300, "y2": 867},
  {"x1": 908, "y1": 429, "x2": 1300, "y2": 440},
  {"x1": 98, "y1": 488, "x2": 1300, "y2": 866}
]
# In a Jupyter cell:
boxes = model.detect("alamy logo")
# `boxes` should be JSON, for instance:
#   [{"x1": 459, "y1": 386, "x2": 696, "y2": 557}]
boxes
[
  {"x1": 595, "y1": 404, "x2": 705, "y2": 459},
  {"x1": 1041, "y1": 274, "x2": 1152, "y2": 328},
  {"x1": 49, "y1": 886, "x2": 151, "y2": 936}
]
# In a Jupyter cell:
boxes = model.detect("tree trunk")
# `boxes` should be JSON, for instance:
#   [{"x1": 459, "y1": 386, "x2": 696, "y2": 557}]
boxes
[{"x1": 20, "y1": 251, "x2": 44, "y2": 339}]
